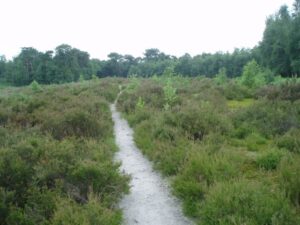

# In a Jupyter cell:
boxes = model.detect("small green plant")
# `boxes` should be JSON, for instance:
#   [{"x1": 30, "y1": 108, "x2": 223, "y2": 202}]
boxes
[
  {"x1": 79, "y1": 74, "x2": 85, "y2": 82},
  {"x1": 163, "y1": 79, "x2": 177, "y2": 110},
  {"x1": 30, "y1": 80, "x2": 42, "y2": 92},
  {"x1": 239, "y1": 60, "x2": 266, "y2": 88},
  {"x1": 127, "y1": 74, "x2": 140, "y2": 92},
  {"x1": 92, "y1": 74, "x2": 98, "y2": 80},
  {"x1": 214, "y1": 67, "x2": 227, "y2": 85},
  {"x1": 162, "y1": 66, "x2": 176, "y2": 78},
  {"x1": 136, "y1": 97, "x2": 145, "y2": 110}
]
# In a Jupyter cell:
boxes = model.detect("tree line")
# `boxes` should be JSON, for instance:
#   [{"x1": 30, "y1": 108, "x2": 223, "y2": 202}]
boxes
[{"x1": 0, "y1": 0, "x2": 299, "y2": 86}]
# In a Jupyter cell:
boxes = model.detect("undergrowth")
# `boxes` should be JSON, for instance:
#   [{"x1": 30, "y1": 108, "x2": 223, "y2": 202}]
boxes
[
  {"x1": 117, "y1": 77, "x2": 300, "y2": 224},
  {"x1": 0, "y1": 78, "x2": 129, "y2": 225}
]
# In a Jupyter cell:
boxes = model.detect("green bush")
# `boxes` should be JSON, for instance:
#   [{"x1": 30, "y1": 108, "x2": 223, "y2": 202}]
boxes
[
  {"x1": 0, "y1": 79, "x2": 128, "y2": 225},
  {"x1": 52, "y1": 197, "x2": 122, "y2": 225},
  {"x1": 178, "y1": 104, "x2": 231, "y2": 140},
  {"x1": 279, "y1": 156, "x2": 300, "y2": 207},
  {"x1": 201, "y1": 180, "x2": 299, "y2": 225},
  {"x1": 30, "y1": 80, "x2": 42, "y2": 92},
  {"x1": 256, "y1": 82, "x2": 300, "y2": 102},
  {"x1": 277, "y1": 128, "x2": 300, "y2": 153},
  {"x1": 256, "y1": 148, "x2": 284, "y2": 170},
  {"x1": 0, "y1": 110, "x2": 8, "y2": 126},
  {"x1": 173, "y1": 150, "x2": 240, "y2": 217},
  {"x1": 219, "y1": 81, "x2": 252, "y2": 100},
  {"x1": 233, "y1": 101, "x2": 299, "y2": 137},
  {"x1": 43, "y1": 111, "x2": 110, "y2": 140}
]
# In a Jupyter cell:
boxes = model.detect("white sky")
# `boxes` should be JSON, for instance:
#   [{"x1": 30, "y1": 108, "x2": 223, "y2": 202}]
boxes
[{"x1": 0, "y1": 0, "x2": 295, "y2": 60}]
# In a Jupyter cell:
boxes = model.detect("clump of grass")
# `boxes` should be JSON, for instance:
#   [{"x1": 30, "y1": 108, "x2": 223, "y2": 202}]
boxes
[{"x1": 256, "y1": 148, "x2": 284, "y2": 170}]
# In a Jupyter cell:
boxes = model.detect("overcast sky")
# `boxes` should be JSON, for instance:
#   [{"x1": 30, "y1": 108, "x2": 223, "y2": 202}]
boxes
[{"x1": 0, "y1": 0, "x2": 295, "y2": 60}]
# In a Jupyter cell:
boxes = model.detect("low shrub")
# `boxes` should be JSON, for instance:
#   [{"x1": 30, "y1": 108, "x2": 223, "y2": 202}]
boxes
[
  {"x1": 173, "y1": 150, "x2": 240, "y2": 217},
  {"x1": 42, "y1": 111, "x2": 110, "y2": 140},
  {"x1": 220, "y1": 81, "x2": 252, "y2": 100},
  {"x1": 233, "y1": 101, "x2": 299, "y2": 137},
  {"x1": 201, "y1": 180, "x2": 299, "y2": 225},
  {"x1": 256, "y1": 82, "x2": 300, "y2": 102},
  {"x1": 279, "y1": 156, "x2": 300, "y2": 207},
  {"x1": 277, "y1": 128, "x2": 300, "y2": 153},
  {"x1": 256, "y1": 148, "x2": 284, "y2": 170},
  {"x1": 0, "y1": 110, "x2": 8, "y2": 126},
  {"x1": 52, "y1": 196, "x2": 122, "y2": 225},
  {"x1": 176, "y1": 103, "x2": 231, "y2": 141}
]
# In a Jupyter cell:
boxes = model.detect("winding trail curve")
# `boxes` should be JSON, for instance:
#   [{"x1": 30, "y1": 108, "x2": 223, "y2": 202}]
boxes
[{"x1": 110, "y1": 102, "x2": 193, "y2": 225}]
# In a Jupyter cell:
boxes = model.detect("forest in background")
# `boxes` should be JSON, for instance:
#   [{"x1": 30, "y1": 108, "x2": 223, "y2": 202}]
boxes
[{"x1": 0, "y1": 0, "x2": 300, "y2": 86}]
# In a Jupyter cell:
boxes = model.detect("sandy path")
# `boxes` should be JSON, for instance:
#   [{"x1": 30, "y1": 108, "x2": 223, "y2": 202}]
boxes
[{"x1": 110, "y1": 103, "x2": 193, "y2": 225}]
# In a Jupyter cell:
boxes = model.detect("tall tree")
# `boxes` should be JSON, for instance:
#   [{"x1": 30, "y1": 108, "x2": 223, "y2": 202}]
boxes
[
  {"x1": 260, "y1": 5, "x2": 292, "y2": 76},
  {"x1": 290, "y1": 0, "x2": 300, "y2": 75},
  {"x1": 0, "y1": 55, "x2": 6, "y2": 81}
]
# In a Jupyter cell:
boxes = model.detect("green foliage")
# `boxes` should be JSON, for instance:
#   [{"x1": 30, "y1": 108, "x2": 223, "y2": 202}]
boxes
[
  {"x1": 126, "y1": 75, "x2": 140, "y2": 92},
  {"x1": 79, "y1": 74, "x2": 85, "y2": 82},
  {"x1": 256, "y1": 82, "x2": 300, "y2": 102},
  {"x1": 201, "y1": 180, "x2": 299, "y2": 225},
  {"x1": 173, "y1": 150, "x2": 240, "y2": 217},
  {"x1": 220, "y1": 81, "x2": 252, "y2": 100},
  {"x1": 239, "y1": 60, "x2": 265, "y2": 88},
  {"x1": 30, "y1": 80, "x2": 42, "y2": 92},
  {"x1": 277, "y1": 128, "x2": 300, "y2": 153},
  {"x1": 233, "y1": 100, "x2": 299, "y2": 137},
  {"x1": 163, "y1": 79, "x2": 177, "y2": 110},
  {"x1": 91, "y1": 74, "x2": 98, "y2": 80},
  {"x1": 52, "y1": 196, "x2": 122, "y2": 225},
  {"x1": 118, "y1": 76, "x2": 300, "y2": 224},
  {"x1": 0, "y1": 79, "x2": 128, "y2": 225},
  {"x1": 279, "y1": 156, "x2": 300, "y2": 207},
  {"x1": 256, "y1": 148, "x2": 284, "y2": 170},
  {"x1": 42, "y1": 111, "x2": 110, "y2": 140},
  {"x1": 214, "y1": 67, "x2": 227, "y2": 85},
  {"x1": 136, "y1": 96, "x2": 145, "y2": 110}
]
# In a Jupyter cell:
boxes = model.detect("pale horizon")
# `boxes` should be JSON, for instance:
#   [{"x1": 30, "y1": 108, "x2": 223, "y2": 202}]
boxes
[{"x1": 0, "y1": 0, "x2": 295, "y2": 60}]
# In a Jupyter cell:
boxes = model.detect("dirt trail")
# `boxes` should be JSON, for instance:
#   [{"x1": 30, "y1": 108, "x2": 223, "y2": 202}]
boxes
[{"x1": 110, "y1": 103, "x2": 193, "y2": 225}]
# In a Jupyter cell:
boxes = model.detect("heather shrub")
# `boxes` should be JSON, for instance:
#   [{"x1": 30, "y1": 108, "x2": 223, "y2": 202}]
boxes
[
  {"x1": 173, "y1": 150, "x2": 240, "y2": 217},
  {"x1": 256, "y1": 148, "x2": 284, "y2": 170},
  {"x1": 201, "y1": 180, "x2": 299, "y2": 225},
  {"x1": 279, "y1": 156, "x2": 300, "y2": 207},
  {"x1": 277, "y1": 128, "x2": 300, "y2": 153},
  {"x1": 177, "y1": 103, "x2": 231, "y2": 140},
  {"x1": 0, "y1": 79, "x2": 128, "y2": 225},
  {"x1": 257, "y1": 82, "x2": 300, "y2": 102},
  {"x1": 42, "y1": 111, "x2": 110, "y2": 140},
  {"x1": 233, "y1": 101, "x2": 299, "y2": 137}
]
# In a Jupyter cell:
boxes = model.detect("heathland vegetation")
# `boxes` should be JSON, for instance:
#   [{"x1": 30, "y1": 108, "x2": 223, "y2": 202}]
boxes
[
  {"x1": 0, "y1": 1, "x2": 300, "y2": 224},
  {"x1": 0, "y1": 79, "x2": 129, "y2": 224},
  {"x1": 117, "y1": 70, "x2": 300, "y2": 224}
]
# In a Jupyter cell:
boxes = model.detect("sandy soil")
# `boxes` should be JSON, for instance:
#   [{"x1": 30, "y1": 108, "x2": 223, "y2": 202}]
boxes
[{"x1": 110, "y1": 103, "x2": 193, "y2": 225}]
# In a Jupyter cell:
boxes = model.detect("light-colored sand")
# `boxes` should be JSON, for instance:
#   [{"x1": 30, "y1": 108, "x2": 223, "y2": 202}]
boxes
[{"x1": 111, "y1": 103, "x2": 193, "y2": 225}]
